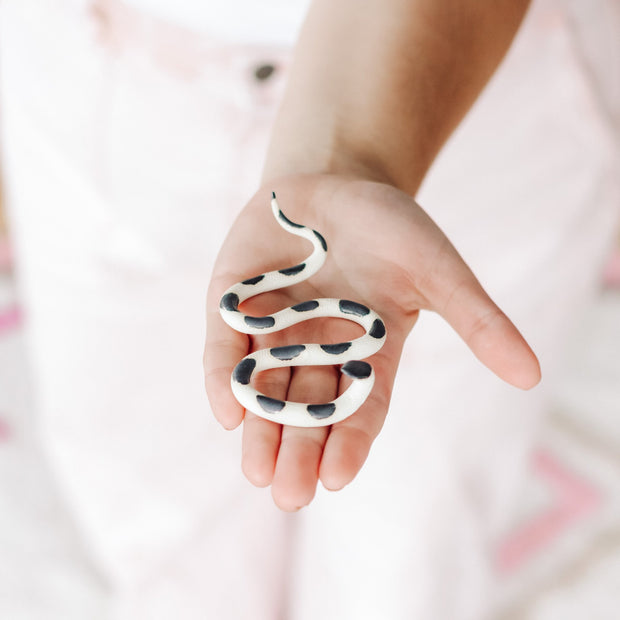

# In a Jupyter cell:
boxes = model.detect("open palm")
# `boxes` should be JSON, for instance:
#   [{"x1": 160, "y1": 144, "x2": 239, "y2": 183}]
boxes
[{"x1": 204, "y1": 174, "x2": 540, "y2": 511}]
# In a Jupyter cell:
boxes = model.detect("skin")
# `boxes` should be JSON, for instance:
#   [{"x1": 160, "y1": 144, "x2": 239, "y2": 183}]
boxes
[{"x1": 204, "y1": 0, "x2": 539, "y2": 511}]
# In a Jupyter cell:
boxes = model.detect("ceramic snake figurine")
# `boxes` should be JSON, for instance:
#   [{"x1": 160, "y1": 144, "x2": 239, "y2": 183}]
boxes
[{"x1": 219, "y1": 192, "x2": 387, "y2": 428}]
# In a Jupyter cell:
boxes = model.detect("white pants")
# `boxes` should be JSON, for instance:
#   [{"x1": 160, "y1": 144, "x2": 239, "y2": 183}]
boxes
[{"x1": 1, "y1": 1, "x2": 618, "y2": 618}]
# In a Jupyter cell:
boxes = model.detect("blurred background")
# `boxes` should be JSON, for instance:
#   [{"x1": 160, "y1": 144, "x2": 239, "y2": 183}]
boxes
[
  {"x1": 5, "y1": 212, "x2": 620, "y2": 617},
  {"x1": 0, "y1": 0, "x2": 619, "y2": 618}
]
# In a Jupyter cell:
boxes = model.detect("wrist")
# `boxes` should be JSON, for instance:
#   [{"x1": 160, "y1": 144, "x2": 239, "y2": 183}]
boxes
[{"x1": 261, "y1": 118, "x2": 424, "y2": 195}]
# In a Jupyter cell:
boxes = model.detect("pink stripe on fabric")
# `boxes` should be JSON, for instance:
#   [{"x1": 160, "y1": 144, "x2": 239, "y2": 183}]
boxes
[
  {"x1": 0, "y1": 237, "x2": 12, "y2": 270},
  {"x1": 602, "y1": 250, "x2": 620, "y2": 288},
  {"x1": 0, "y1": 305, "x2": 22, "y2": 334},
  {"x1": 0, "y1": 417, "x2": 11, "y2": 441},
  {"x1": 494, "y1": 449, "x2": 602, "y2": 574}
]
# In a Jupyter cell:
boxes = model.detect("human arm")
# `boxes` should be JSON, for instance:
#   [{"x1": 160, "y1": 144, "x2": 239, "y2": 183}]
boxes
[
  {"x1": 204, "y1": 0, "x2": 539, "y2": 511},
  {"x1": 263, "y1": 0, "x2": 532, "y2": 192}
]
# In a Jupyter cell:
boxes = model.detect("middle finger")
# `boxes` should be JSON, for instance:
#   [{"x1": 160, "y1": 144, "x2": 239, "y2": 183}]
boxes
[{"x1": 271, "y1": 364, "x2": 338, "y2": 511}]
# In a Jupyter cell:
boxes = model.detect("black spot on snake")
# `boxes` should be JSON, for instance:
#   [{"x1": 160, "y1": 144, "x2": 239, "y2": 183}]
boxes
[
  {"x1": 257, "y1": 395, "x2": 286, "y2": 413},
  {"x1": 242, "y1": 274, "x2": 265, "y2": 285},
  {"x1": 278, "y1": 210, "x2": 304, "y2": 229},
  {"x1": 220, "y1": 292, "x2": 239, "y2": 312},
  {"x1": 233, "y1": 358, "x2": 256, "y2": 385},
  {"x1": 341, "y1": 360, "x2": 372, "y2": 380},
  {"x1": 313, "y1": 230, "x2": 328, "y2": 252},
  {"x1": 307, "y1": 403, "x2": 336, "y2": 419},
  {"x1": 270, "y1": 345, "x2": 306, "y2": 360},
  {"x1": 292, "y1": 300, "x2": 319, "y2": 312},
  {"x1": 244, "y1": 316, "x2": 276, "y2": 329},
  {"x1": 279, "y1": 263, "x2": 306, "y2": 276},
  {"x1": 369, "y1": 318, "x2": 386, "y2": 339},
  {"x1": 339, "y1": 300, "x2": 370, "y2": 316},
  {"x1": 320, "y1": 342, "x2": 352, "y2": 355}
]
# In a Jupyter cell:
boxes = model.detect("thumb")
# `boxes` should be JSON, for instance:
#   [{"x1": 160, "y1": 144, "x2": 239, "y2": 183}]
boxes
[{"x1": 419, "y1": 242, "x2": 541, "y2": 390}]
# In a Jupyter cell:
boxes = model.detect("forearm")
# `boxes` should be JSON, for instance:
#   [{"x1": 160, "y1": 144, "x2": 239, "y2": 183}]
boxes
[{"x1": 263, "y1": 0, "x2": 530, "y2": 195}]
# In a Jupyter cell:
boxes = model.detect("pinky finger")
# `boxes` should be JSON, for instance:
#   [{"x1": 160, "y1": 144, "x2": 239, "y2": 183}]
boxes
[{"x1": 204, "y1": 305, "x2": 249, "y2": 430}]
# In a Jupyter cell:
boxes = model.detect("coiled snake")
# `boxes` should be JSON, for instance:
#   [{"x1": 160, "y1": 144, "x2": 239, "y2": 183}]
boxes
[{"x1": 219, "y1": 193, "x2": 387, "y2": 427}]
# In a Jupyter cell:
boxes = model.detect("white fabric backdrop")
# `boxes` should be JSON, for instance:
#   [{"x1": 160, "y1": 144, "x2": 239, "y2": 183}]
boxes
[{"x1": 0, "y1": 0, "x2": 618, "y2": 618}]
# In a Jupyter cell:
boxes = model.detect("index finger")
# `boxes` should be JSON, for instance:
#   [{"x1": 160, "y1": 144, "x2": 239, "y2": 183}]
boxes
[{"x1": 319, "y1": 334, "x2": 402, "y2": 491}]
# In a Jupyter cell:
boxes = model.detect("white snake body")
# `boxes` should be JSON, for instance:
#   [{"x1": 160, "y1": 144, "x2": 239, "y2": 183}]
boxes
[{"x1": 219, "y1": 193, "x2": 386, "y2": 428}]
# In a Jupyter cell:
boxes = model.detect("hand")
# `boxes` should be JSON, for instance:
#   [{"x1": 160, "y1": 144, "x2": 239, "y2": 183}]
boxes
[{"x1": 204, "y1": 174, "x2": 540, "y2": 511}]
